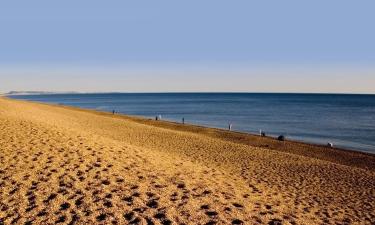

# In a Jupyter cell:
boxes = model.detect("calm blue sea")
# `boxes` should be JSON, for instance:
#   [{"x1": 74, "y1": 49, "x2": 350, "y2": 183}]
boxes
[{"x1": 10, "y1": 93, "x2": 375, "y2": 153}]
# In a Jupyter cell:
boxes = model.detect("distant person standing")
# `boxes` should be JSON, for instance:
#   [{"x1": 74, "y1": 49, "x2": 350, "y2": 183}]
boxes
[{"x1": 182, "y1": 117, "x2": 185, "y2": 124}]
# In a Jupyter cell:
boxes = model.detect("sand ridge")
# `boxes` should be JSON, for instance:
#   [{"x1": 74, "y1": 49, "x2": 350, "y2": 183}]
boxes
[{"x1": 0, "y1": 97, "x2": 374, "y2": 224}]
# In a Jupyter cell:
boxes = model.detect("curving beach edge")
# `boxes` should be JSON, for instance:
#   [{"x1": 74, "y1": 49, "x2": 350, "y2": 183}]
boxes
[{"x1": 0, "y1": 97, "x2": 374, "y2": 224}]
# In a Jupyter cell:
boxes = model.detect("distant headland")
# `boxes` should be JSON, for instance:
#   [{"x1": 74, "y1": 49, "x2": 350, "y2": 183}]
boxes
[{"x1": 3, "y1": 91, "x2": 79, "y2": 96}]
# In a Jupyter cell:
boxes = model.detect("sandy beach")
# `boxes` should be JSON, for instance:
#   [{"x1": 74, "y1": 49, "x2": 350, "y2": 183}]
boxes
[{"x1": 0, "y1": 97, "x2": 374, "y2": 225}]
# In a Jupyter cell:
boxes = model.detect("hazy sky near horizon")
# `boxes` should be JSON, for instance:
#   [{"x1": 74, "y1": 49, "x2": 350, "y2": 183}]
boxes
[{"x1": 0, "y1": 1, "x2": 374, "y2": 93}]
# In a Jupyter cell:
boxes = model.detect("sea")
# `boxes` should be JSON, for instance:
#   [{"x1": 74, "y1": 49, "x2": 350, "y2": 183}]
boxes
[{"x1": 10, "y1": 93, "x2": 375, "y2": 154}]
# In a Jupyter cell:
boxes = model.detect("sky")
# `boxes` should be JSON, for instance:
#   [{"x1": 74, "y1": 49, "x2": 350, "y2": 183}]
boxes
[{"x1": 0, "y1": 0, "x2": 374, "y2": 93}]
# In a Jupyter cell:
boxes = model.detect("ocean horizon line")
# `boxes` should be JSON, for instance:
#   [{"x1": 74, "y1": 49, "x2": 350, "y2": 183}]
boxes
[{"x1": 4, "y1": 91, "x2": 375, "y2": 96}]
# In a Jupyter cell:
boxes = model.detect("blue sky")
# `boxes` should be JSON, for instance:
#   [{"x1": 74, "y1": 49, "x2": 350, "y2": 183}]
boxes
[{"x1": 0, "y1": 0, "x2": 374, "y2": 93}]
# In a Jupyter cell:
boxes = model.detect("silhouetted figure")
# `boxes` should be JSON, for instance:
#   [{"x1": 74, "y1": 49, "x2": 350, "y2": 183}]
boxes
[
  {"x1": 182, "y1": 117, "x2": 185, "y2": 124},
  {"x1": 277, "y1": 135, "x2": 285, "y2": 141},
  {"x1": 112, "y1": 110, "x2": 115, "y2": 115},
  {"x1": 260, "y1": 130, "x2": 266, "y2": 137},
  {"x1": 327, "y1": 142, "x2": 333, "y2": 148},
  {"x1": 228, "y1": 123, "x2": 232, "y2": 131}
]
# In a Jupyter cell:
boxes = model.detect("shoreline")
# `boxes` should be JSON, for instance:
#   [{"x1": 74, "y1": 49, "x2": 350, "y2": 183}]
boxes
[
  {"x1": 6, "y1": 94, "x2": 375, "y2": 155},
  {"x1": 5, "y1": 96, "x2": 375, "y2": 171}
]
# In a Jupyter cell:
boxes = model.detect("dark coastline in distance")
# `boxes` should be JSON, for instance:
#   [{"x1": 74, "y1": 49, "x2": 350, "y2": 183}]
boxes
[{"x1": 5, "y1": 91, "x2": 375, "y2": 95}]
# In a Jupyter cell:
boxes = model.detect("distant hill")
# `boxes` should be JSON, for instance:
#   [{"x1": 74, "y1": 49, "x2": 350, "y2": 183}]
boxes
[{"x1": 4, "y1": 91, "x2": 78, "y2": 96}]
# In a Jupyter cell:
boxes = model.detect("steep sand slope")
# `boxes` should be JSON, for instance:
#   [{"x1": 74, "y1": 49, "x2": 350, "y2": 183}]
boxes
[{"x1": 0, "y1": 98, "x2": 374, "y2": 225}]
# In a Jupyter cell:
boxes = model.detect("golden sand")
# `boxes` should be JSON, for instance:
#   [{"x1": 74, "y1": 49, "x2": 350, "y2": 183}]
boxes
[{"x1": 0, "y1": 97, "x2": 374, "y2": 225}]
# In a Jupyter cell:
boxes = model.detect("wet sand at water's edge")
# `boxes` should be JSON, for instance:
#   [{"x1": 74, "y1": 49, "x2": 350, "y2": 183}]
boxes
[{"x1": 0, "y1": 97, "x2": 374, "y2": 224}]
